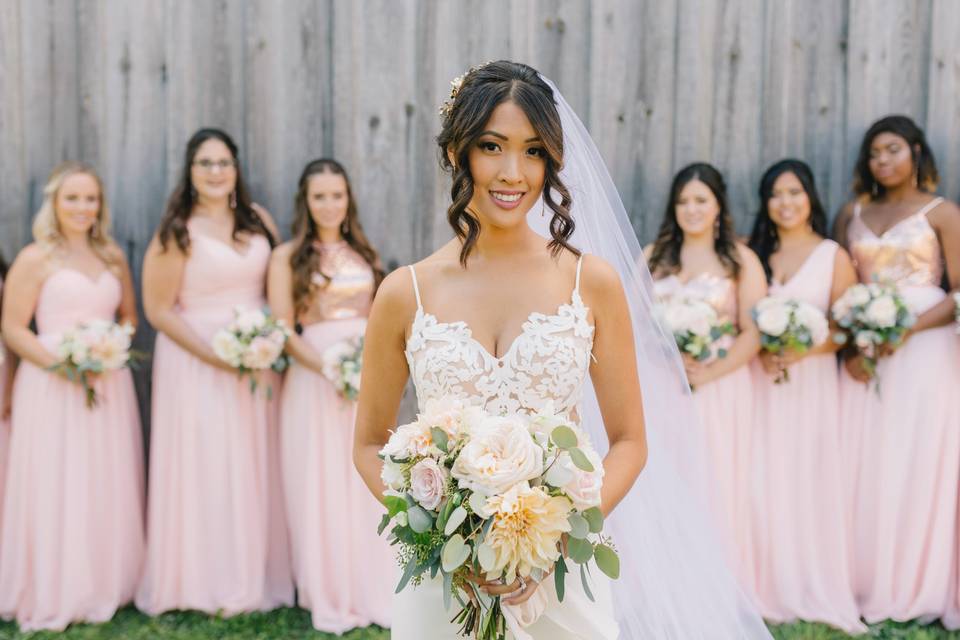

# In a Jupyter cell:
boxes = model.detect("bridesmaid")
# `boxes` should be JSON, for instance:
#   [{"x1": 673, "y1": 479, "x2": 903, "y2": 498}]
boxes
[
  {"x1": 832, "y1": 115, "x2": 960, "y2": 624},
  {"x1": 137, "y1": 129, "x2": 293, "y2": 615},
  {"x1": 0, "y1": 162, "x2": 144, "y2": 631},
  {"x1": 0, "y1": 253, "x2": 11, "y2": 531},
  {"x1": 645, "y1": 162, "x2": 766, "y2": 592},
  {"x1": 267, "y1": 158, "x2": 392, "y2": 632},
  {"x1": 746, "y1": 159, "x2": 863, "y2": 632}
]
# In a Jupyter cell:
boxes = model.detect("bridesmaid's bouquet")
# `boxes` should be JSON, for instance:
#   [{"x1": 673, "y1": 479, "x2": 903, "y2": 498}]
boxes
[
  {"x1": 49, "y1": 320, "x2": 141, "y2": 408},
  {"x1": 320, "y1": 335, "x2": 363, "y2": 401},
  {"x1": 752, "y1": 296, "x2": 830, "y2": 383},
  {"x1": 655, "y1": 297, "x2": 735, "y2": 362},
  {"x1": 831, "y1": 283, "x2": 914, "y2": 383},
  {"x1": 212, "y1": 306, "x2": 291, "y2": 396},
  {"x1": 378, "y1": 398, "x2": 619, "y2": 640}
]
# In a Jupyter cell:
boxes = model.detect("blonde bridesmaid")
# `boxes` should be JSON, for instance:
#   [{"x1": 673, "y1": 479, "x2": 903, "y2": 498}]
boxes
[
  {"x1": 268, "y1": 158, "x2": 393, "y2": 632},
  {"x1": 137, "y1": 129, "x2": 293, "y2": 615},
  {"x1": 833, "y1": 116, "x2": 960, "y2": 624},
  {"x1": 747, "y1": 159, "x2": 863, "y2": 632},
  {"x1": 0, "y1": 163, "x2": 144, "y2": 631},
  {"x1": 646, "y1": 162, "x2": 767, "y2": 593}
]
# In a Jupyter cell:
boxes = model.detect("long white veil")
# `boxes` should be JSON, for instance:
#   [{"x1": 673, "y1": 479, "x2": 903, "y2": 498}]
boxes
[{"x1": 530, "y1": 76, "x2": 772, "y2": 639}]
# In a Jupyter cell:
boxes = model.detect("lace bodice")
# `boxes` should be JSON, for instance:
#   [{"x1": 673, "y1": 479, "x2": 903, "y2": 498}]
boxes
[{"x1": 404, "y1": 258, "x2": 595, "y2": 420}]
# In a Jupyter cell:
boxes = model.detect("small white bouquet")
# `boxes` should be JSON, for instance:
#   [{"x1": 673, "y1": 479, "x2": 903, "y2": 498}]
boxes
[
  {"x1": 752, "y1": 296, "x2": 830, "y2": 383},
  {"x1": 379, "y1": 398, "x2": 619, "y2": 640},
  {"x1": 212, "y1": 306, "x2": 291, "y2": 395},
  {"x1": 49, "y1": 320, "x2": 142, "y2": 408},
  {"x1": 831, "y1": 282, "x2": 914, "y2": 384},
  {"x1": 655, "y1": 297, "x2": 736, "y2": 362},
  {"x1": 321, "y1": 335, "x2": 363, "y2": 401}
]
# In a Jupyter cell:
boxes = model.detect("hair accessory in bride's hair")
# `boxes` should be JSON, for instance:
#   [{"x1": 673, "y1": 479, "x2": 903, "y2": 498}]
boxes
[{"x1": 438, "y1": 61, "x2": 493, "y2": 118}]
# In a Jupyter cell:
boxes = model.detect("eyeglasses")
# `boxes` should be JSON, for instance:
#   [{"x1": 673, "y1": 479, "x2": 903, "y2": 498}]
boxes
[{"x1": 192, "y1": 159, "x2": 236, "y2": 172}]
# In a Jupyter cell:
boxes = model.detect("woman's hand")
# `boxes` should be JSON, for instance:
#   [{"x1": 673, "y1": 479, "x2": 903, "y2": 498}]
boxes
[
  {"x1": 843, "y1": 353, "x2": 873, "y2": 383},
  {"x1": 877, "y1": 329, "x2": 912, "y2": 358},
  {"x1": 758, "y1": 349, "x2": 804, "y2": 377}
]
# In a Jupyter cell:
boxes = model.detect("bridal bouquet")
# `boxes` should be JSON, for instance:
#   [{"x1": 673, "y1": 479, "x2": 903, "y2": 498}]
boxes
[
  {"x1": 752, "y1": 296, "x2": 830, "y2": 383},
  {"x1": 378, "y1": 398, "x2": 619, "y2": 640},
  {"x1": 831, "y1": 283, "x2": 914, "y2": 383},
  {"x1": 212, "y1": 306, "x2": 291, "y2": 396},
  {"x1": 655, "y1": 297, "x2": 735, "y2": 362},
  {"x1": 49, "y1": 320, "x2": 142, "y2": 408},
  {"x1": 321, "y1": 335, "x2": 363, "y2": 401}
]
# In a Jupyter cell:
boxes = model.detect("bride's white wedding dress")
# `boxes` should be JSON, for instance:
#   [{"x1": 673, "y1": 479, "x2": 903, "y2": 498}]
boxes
[{"x1": 391, "y1": 258, "x2": 619, "y2": 639}]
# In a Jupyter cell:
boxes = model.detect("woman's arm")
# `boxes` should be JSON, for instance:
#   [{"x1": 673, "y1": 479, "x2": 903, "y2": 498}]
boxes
[
  {"x1": 267, "y1": 243, "x2": 325, "y2": 374},
  {"x1": 107, "y1": 243, "x2": 139, "y2": 328},
  {"x1": 581, "y1": 256, "x2": 648, "y2": 518},
  {"x1": 693, "y1": 245, "x2": 766, "y2": 386},
  {"x1": 832, "y1": 201, "x2": 856, "y2": 249},
  {"x1": 1, "y1": 245, "x2": 60, "y2": 369},
  {"x1": 353, "y1": 267, "x2": 417, "y2": 501},
  {"x1": 141, "y1": 235, "x2": 233, "y2": 371}
]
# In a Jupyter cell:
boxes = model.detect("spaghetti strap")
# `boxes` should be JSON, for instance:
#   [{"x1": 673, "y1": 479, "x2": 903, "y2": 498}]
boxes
[
  {"x1": 916, "y1": 196, "x2": 944, "y2": 219},
  {"x1": 408, "y1": 265, "x2": 423, "y2": 310},
  {"x1": 574, "y1": 255, "x2": 584, "y2": 296}
]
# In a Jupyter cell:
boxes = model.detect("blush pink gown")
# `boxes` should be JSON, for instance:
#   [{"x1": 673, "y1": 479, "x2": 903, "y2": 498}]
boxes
[
  {"x1": 0, "y1": 278, "x2": 9, "y2": 538},
  {"x1": 0, "y1": 267, "x2": 145, "y2": 631},
  {"x1": 750, "y1": 240, "x2": 864, "y2": 633},
  {"x1": 136, "y1": 223, "x2": 293, "y2": 615},
  {"x1": 279, "y1": 241, "x2": 393, "y2": 633},
  {"x1": 840, "y1": 198, "x2": 960, "y2": 624},
  {"x1": 653, "y1": 272, "x2": 756, "y2": 597}
]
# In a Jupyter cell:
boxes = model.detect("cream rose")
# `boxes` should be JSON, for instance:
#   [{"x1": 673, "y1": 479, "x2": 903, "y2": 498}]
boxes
[
  {"x1": 865, "y1": 296, "x2": 897, "y2": 329},
  {"x1": 409, "y1": 458, "x2": 448, "y2": 510},
  {"x1": 756, "y1": 304, "x2": 790, "y2": 337},
  {"x1": 451, "y1": 415, "x2": 543, "y2": 496}
]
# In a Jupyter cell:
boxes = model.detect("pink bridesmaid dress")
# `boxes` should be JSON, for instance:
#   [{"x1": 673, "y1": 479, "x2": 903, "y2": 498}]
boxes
[
  {"x1": 840, "y1": 198, "x2": 960, "y2": 623},
  {"x1": 136, "y1": 222, "x2": 293, "y2": 615},
  {"x1": 0, "y1": 267, "x2": 145, "y2": 631},
  {"x1": 751, "y1": 240, "x2": 864, "y2": 633},
  {"x1": 653, "y1": 273, "x2": 756, "y2": 594},
  {"x1": 279, "y1": 241, "x2": 393, "y2": 632},
  {"x1": 0, "y1": 278, "x2": 9, "y2": 533}
]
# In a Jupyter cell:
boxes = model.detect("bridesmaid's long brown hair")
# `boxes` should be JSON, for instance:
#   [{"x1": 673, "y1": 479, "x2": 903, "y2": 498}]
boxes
[{"x1": 289, "y1": 159, "x2": 384, "y2": 316}]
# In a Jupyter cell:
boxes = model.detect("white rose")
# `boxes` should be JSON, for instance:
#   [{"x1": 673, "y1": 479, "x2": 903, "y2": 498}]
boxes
[
  {"x1": 452, "y1": 415, "x2": 544, "y2": 496},
  {"x1": 409, "y1": 458, "x2": 448, "y2": 511},
  {"x1": 756, "y1": 305, "x2": 790, "y2": 337},
  {"x1": 846, "y1": 284, "x2": 871, "y2": 308},
  {"x1": 234, "y1": 308, "x2": 267, "y2": 334},
  {"x1": 864, "y1": 296, "x2": 897, "y2": 329},
  {"x1": 794, "y1": 303, "x2": 829, "y2": 346},
  {"x1": 212, "y1": 330, "x2": 243, "y2": 367},
  {"x1": 559, "y1": 447, "x2": 605, "y2": 511}
]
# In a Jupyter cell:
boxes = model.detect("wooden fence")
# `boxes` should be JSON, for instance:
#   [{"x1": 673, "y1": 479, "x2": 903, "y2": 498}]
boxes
[{"x1": 1, "y1": 0, "x2": 958, "y2": 422}]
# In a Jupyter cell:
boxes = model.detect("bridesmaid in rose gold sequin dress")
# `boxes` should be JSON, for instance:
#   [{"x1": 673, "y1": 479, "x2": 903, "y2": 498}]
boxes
[
  {"x1": 268, "y1": 159, "x2": 392, "y2": 633},
  {"x1": 647, "y1": 164, "x2": 768, "y2": 597},
  {"x1": 834, "y1": 116, "x2": 960, "y2": 625}
]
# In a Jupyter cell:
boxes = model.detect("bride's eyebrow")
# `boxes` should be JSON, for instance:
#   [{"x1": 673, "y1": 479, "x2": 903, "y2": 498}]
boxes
[{"x1": 477, "y1": 130, "x2": 542, "y2": 143}]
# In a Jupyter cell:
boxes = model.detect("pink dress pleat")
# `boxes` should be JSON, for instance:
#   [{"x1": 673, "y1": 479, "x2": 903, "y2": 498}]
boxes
[
  {"x1": 278, "y1": 242, "x2": 393, "y2": 632},
  {"x1": 750, "y1": 240, "x2": 865, "y2": 633},
  {"x1": 0, "y1": 269, "x2": 145, "y2": 631},
  {"x1": 841, "y1": 200, "x2": 960, "y2": 624},
  {"x1": 0, "y1": 278, "x2": 9, "y2": 537},
  {"x1": 653, "y1": 273, "x2": 756, "y2": 598},
  {"x1": 136, "y1": 225, "x2": 293, "y2": 615}
]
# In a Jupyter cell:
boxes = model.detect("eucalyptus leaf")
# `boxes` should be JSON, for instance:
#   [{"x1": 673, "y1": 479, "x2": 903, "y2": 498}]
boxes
[
  {"x1": 468, "y1": 491, "x2": 489, "y2": 517},
  {"x1": 384, "y1": 495, "x2": 408, "y2": 518},
  {"x1": 477, "y1": 542, "x2": 496, "y2": 573},
  {"x1": 580, "y1": 563, "x2": 595, "y2": 602},
  {"x1": 550, "y1": 425, "x2": 578, "y2": 449},
  {"x1": 582, "y1": 507, "x2": 604, "y2": 533},
  {"x1": 431, "y1": 426, "x2": 449, "y2": 453},
  {"x1": 594, "y1": 544, "x2": 620, "y2": 579},
  {"x1": 441, "y1": 534, "x2": 471, "y2": 572},
  {"x1": 444, "y1": 506, "x2": 468, "y2": 536},
  {"x1": 554, "y1": 555, "x2": 568, "y2": 602},
  {"x1": 567, "y1": 513, "x2": 589, "y2": 539},
  {"x1": 567, "y1": 537, "x2": 594, "y2": 564},
  {"x1": 442, "y1": 570, "x2": 454, "y2": 611},
  {"x1": 395, "y1": 555, "x2": 418, "y2": 593},
  {"x1": 377, "y1": 513, "x2": 391, "y2": 535},
  {"x1": 407, "y1": 505, "x2": 434, "y2": 533},
  {"x1": 568, "y1": 447, "x2": 595, "y2": 472}
]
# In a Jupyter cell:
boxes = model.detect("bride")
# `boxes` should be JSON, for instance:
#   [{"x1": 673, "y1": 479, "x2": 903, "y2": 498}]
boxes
[{"x1": 353, "y1": 60, "x2": 771, "y2": 639}]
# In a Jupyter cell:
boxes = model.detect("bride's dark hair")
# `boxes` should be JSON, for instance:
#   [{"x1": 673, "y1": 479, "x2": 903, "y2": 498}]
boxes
[{"x1": 436, "y1": 60, "x2": 577, "y2": 266}]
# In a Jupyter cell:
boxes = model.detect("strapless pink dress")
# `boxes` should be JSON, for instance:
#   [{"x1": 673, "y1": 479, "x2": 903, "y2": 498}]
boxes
[{"x1": 0, "y1": 268, "x2": 144, "y2": 631}]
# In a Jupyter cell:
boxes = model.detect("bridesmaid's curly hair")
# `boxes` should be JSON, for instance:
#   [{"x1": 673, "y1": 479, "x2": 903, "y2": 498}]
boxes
[
  {"x1": 748, "y1": 159, "x2": 829, "y2": 282},
  {"x1": 157, "y1": 128, "x2": 275, "y2": 253},
  {"x1": 853, "y1": 115, "x2": 939, "y2": 199},
  {"x1": 289, "y1": 158, "x2": 384, "y2": 317},
  {"x1": 648, "y1": 163, "x2": 741, "y2": 279},
  {"x1": 436, "y1": 60, "x2": 577, "y2": 266}
]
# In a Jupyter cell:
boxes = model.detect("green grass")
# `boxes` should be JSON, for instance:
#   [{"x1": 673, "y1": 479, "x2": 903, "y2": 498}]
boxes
[{"x1": 0, "y1": 607, "x2": 958, "y2": 639}]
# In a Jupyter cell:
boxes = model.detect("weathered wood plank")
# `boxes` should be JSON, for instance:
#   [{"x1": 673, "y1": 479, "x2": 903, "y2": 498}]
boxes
[
  {"x1": 925, "y1": 0, "x2": 960, "y2": 203},
  {"x1": 0, "y1": 1, "x2": 26, "y2": 256}
]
